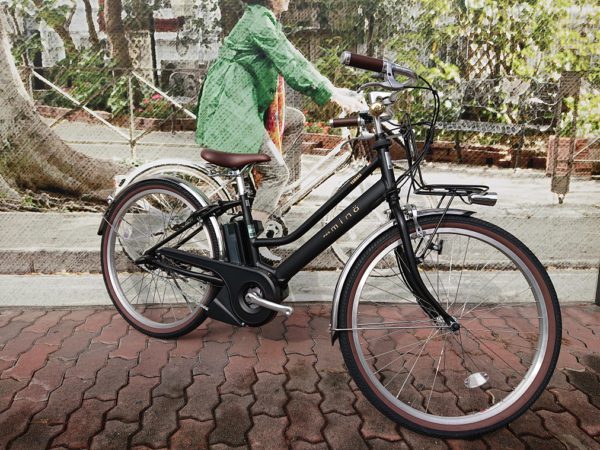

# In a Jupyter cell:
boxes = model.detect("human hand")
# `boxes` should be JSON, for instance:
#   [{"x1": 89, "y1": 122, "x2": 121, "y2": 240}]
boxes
[{"x1": 331, "y1": 87, "x2": 367, "y2": 113}]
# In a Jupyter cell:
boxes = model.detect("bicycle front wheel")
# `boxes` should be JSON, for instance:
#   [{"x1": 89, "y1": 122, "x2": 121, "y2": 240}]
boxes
[
  {"x1": 101, "y1": 178, "x2": 220, "y2": 338},
  {"x1": 338, "y1": 215, "x2": 561, "y2": 438}
]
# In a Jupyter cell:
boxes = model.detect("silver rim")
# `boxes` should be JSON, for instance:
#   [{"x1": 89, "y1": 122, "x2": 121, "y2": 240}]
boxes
[
  {"x1": 350, "y1": 225, "x2": 549, "y2": 426},
  {"x1": 105, "y1": 187, "x2": 216, "y2": 330}
]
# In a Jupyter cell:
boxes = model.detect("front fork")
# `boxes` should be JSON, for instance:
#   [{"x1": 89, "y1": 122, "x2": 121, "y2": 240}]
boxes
[{"x1": 373, "y1": 131, "x2": 459, "y2": 330}]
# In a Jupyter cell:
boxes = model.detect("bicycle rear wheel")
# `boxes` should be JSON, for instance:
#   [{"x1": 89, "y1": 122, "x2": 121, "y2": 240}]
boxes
[
  {"x1": 338, "y1": 215, "x2": 561, "y2": 438},
  {"x1": 101, "y1": 178, "x2": 220, "y2": 338}
]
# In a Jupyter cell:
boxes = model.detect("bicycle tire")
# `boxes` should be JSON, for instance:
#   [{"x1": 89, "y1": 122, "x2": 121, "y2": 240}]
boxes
[
  {"x1": 338, "y1": 215, "x2": 561, "y2": 438},
  {"x1": 101, "y1": 178, "x2": 220, "y2": 338}
]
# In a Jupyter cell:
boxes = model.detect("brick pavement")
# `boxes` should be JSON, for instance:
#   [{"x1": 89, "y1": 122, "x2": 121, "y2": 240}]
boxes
[{"x1": 0, "y1": 304, "x2": 599, "y2": 449}]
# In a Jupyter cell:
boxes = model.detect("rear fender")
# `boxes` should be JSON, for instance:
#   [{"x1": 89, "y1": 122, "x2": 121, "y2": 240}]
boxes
[{"x1": 97, "y1": 175, "x2": 225, "y2": 260}]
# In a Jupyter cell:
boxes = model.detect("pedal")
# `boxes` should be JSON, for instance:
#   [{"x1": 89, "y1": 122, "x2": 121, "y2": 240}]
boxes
[{"x1": 245, "y1": 292, "x2": 293, "y2": 317}]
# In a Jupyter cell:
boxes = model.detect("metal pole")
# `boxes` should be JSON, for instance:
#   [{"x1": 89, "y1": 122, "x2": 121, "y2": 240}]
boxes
[
  {"x1": 128, "y1": 74, "x2": 136, "y2": 160},
  {"x1": 595, "y1": 261, "x2": 600, "y2": 307}
]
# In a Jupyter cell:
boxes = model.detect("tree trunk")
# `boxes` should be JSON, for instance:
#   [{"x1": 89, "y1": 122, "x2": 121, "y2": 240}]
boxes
[
  {"x1": 218, "y1": 0, "x2": 243, "y2": 39},
  {"x1": 104, "y1": 0, "x2": 132, "y2": 72},
  {"x1": 82, "y1": 0, "x2": 100, "y2": 47},
  {"x1": 0, "y1": 10, "x2": 121, "y2": 201},
  {"x1": 30, "y1": 0, "x2": 78, "y2": 60}
]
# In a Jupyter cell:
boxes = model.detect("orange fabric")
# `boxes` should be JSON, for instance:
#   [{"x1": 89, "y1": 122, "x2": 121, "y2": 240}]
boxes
[{"x1": 264, "y1": 75, "x2": 286, "y2": 153}]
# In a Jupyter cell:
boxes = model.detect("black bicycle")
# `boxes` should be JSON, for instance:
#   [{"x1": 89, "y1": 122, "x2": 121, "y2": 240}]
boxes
[{"x1": 98, "y1": 52, "x2": 561, "y2": 438}]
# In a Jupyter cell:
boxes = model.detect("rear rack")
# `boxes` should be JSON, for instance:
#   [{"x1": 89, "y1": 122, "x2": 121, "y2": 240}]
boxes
[{"x1": 415, "y1": 184, "x2": 497, "y2": 207}]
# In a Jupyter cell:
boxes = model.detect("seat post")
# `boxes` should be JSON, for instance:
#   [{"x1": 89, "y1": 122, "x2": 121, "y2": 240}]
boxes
[{"x1": 234, "y1": 170, "x2": 246, "y2": 197}]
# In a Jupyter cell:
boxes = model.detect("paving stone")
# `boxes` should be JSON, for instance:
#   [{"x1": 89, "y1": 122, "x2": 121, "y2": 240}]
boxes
[
  {"x1": 2, "y1": 343, "x2": 58, "y2": 381},
  {"x1": 84, "y1": 357, "x2": 136, "y2": 401},
  {"x1": 153, "y1": 357, "x2": 195, "y2": 399},
  {"x1": 11, "y1": 310, "x2": 46, "y2": 323},
  {"x1": 210, "y1": 444, "x2": 247, "y2": 450},
  {"x1": 52, "y1": 398, "x2": 114, "y2": 449},
  {"x1": 482, "y1": 428, "x2": 525, "y2": 450},
  {"x1": 93, "y1": 315, "x2": 130, "y2": 345},
  {"x1": 285, "y1": 325, "x2": 314, "y2": 356},
  {"x1": 580, "y1": 353, "x2": 600, "y2": 375},
  {"x1": 65, "y1": 342, "x2": 115, "y2": 380},
  {"x1": 286, "y1": 391, "x2": 325, "y2": 444},
  {"x1": 0, "y1": 358, "x2": 14, "y2": 373},
  {"x1": 549, "y1": 368, "x2": 577, "y2": 391},
  {"x1": 131, "y1": 395, "x2": 185, "y2": 448},
  {"x1": 228, "y1": 327, "x2": 260, "y2": 357},
  {"x1": 285, "y1": 308, "x2": 311, "y2": 328},
  {"x1": 508, "y1": 410, "x2": 551, "y2": 439},
  {"x1": 530, "y1": 389, "x2": 564, "y2": 413},
  {"x1": 285, "y1": 354, "x2": 319, "y2": 393},
  {"x1": 308, "y1": 317, "x2": 329, "y2": 340},
  {"x1": 354, "y1": 394, "x2": 402, "y2": 441},
  {"x1": 60, "y1": 309, "x2": 96, "y2": 323},
  {"x1": 313, "y1": 337, "x2": 346, "y2": 373},
  {"x1": 9, "y1": 422, "x2": 64, "y2": 450},
  {"x1": 552, "y1": 387, "x2": 600, "y2": 435},
  {"x1": 90, "y1": 419, "x2": 139, "y2": 450},
  {"x1": 446, "y1": 438, "x2": 487, "y2": 449},
  {"x1": 179, "y1": 374, "x2": 221, "y2": 422},
  {"x1": 0, "y1": 398, "x2": 46, "y2": 449},
  {"x1": 193, "y1": 341, "x2": 230, "y2": 377},
  {"x1": 107, "y1": 375, "x2": 160, "y2": 422},
  {"x1": 0, "y1": 378, "x2": 27, "y2": 413},
  {"x1": 206, "y1": 320, "x2": 235, "y2": 343},
  {"x1": 368, "y1": 438, "x2": 410, "y2": 450},
  {"x1": 259, "y1": 315, "x2": 286, "y2": 340},
  {"x1": 565, "y1": 367, "x2": 600, "y2": 409},
  {"x1": 538, "y1": 410, "x2": 600, "y2": 449},
  {"x1": 209, "y1": 394, "x2": 253, "y2": 447},
  {"x1": 318, "y1": 371, "x2": 354, "y2": 414},
  {"x1": 220, "y1": 355, "x2": 257, "y2": 396},
  {"x1": 0, "y1": 320, "x2": 34, "y2": 347},
  {"x1": 14, "y1": 358, "x2": 73, "y2": 402},
  {"x1": 130, "y1": 340, "x2": 175, "y2": 378},
  {"x1": 557, "y1": 346, "x2": 586, "y2": 372},
  {"x1": 169, "y1": 419, "x2": 214, "y2": 450},
  {"x1": 36, "y1": 319, "x2": 82, "y2": 347},
  {"x1": 290, "y1": 441, "x2": 329, "y2": 450},
  {"x1": 0, "y1": 331, "x2": 45, "y2": 363},
  {"x1": 563, "y1": 316, "x2": 597, "y2": 350},
  {"x1": 324, "y1": 412, "x2": 368, "y2": 450},
  {"x1": 248, "y1": 414, "x2": 288, "y2": 449},
  {"x1": 255, "y1": 338, "x2": 287, "y2": 374},
  {"x1": 33, "y1": 377, "x2": 94, "y2": 425},
  {"x1": 52, "y1": 330, "x2": 96, "y2": 360},
  {"x1": 400, "y1": 428, "x2": 449, "y2": 450},
  {"x1": 22, "y1": 310, "x2": 69, "y2": 334},
  {"x1": 0, "y1": 310, "x2": 22, "y2": 328},
  {"x1": 75, "y1": 310, "x2": 115, "y2": 333},
  {"x1": 170, "y1": 328, "x2": 206, "y2": 358},
  {"x1": 521, "y1": 435, "x2": 567, "y2": 449},
  {"x1": 109, "y1": 330, "x2": 148, "y2": 360},
  {"x1": 251, "y1": 372, "x2": 288, "y2": 417}
]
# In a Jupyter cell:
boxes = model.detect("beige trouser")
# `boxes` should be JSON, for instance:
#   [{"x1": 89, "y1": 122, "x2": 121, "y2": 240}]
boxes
[{"x1": 252, "y1": 107, "x2": 305, "y2": 215}]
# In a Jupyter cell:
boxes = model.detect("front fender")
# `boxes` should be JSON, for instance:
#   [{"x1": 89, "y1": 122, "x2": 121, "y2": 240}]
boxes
[{"x1": 329, "y1": 208, "x2": 475, "y2": 344}]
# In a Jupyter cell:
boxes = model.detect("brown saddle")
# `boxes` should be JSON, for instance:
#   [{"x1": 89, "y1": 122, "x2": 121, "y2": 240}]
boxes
[{"x1": 201, "y1": 149, "x2": 271, "y2": 170}]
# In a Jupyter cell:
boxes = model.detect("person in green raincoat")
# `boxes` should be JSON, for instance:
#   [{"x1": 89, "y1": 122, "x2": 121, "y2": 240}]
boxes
[{"x1": 196, "y1": 0, "x2": 364, "y2": 226}]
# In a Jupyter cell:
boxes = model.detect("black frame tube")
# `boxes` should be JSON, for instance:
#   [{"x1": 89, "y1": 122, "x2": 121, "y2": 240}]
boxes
[
  {"x1": 275, "y1": 180, "x2": 386, "y2": 282},
  {"x1": 255, "y1": 157, "x2": 380, "y2": 248}
]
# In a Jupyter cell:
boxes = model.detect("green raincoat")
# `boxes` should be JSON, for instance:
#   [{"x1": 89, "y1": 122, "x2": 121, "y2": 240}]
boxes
[{"x1": 195, "y1": 4, "x2": 333, "y2": 154}]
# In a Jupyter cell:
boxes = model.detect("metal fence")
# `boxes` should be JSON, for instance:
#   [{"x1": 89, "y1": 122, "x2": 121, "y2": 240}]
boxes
[{"x1": 0, "y1": 0, "x2": 598, "y2": 305}]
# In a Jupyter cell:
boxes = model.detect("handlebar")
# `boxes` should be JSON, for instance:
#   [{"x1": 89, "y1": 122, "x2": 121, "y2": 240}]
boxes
[
  {"x1": 328, "y1": 117, "x2": 365, "y2": 128},
  {"x1": 340, "y1": 51, "x2": 417, "y2": 83}
]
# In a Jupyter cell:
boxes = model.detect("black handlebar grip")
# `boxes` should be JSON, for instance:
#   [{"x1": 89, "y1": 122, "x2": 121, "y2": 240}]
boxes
[
  {"x1": 340, "y1": 51, "x2": 384, "y2": 73},
  {"x1": 329, "y1": 117, "x2": 364, "y2": 128}
]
